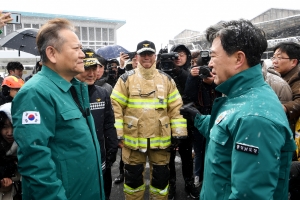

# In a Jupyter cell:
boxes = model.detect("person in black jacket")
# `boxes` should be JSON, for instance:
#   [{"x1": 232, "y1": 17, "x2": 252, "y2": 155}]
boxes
[
  {"x1": 76, "y1": 48, "x2": 118, "y2": 200},
  {"x1": 167, "y1": 44, "x2": 199, "y2": 200}
]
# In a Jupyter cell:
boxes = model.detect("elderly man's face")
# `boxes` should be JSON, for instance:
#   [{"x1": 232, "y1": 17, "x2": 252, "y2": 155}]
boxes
[
  {"x1": 54, "y1": 29, "x2": 85, "y2": 77},
  {"x1": 137, "y1": 52, "x2": 156, "y2": 69},
  {"x1": 209, "y1": 37, "x2": 236, "y2": 85},
  {"x1": 76, "y1": 65, "x2": 97, "y2": 85}
]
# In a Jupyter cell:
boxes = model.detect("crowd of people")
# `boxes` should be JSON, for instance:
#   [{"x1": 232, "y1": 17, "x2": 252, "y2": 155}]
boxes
[{"x1": 1, "y1": 10, "x2": 300, "y2": 200}]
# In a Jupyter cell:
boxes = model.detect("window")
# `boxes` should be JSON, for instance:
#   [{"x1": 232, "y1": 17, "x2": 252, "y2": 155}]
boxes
[
  {"x1": 102, "y1": 28, "x2": 108, "y2": 41},
  {"x1": 32, "y1": 24, "x2": 39, "y2": 29},
  {"x1": 15, "y1": 23, "x2": 22, "y2": 30},
  {"x1": 96, "y1": 28, "x2": 101, "y2": 41},
  {"x1": 24, "y1": 24, "x2": 31, "y2": 28},
  {"x1": 81, "y1": 27, "x2": 88, "y2": 41},
  {"x1": 5, "y1": 24, "x2": 14, "y2": 35},
  {"x1": 89, "y1": 27, "x2": 95, "y2": 41},
  {"x1": 109, "y1": 28, "x2": 114, "y2": 41}
]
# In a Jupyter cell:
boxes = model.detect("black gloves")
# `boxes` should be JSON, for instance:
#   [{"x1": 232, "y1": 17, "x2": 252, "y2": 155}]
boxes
[
  {"x1": 180, "y1": 102, "x2": 201, "y2": 122},
  {"x1": 168, "y1": 137, "x2": 183, "y2": 151},
  {"x1": 106, "y1": 152, "x2": 117, "y2": 168}
]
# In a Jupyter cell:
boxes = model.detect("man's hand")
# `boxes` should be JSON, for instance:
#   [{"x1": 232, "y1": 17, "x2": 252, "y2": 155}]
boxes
[
  {"x1": 106, "y1": 152, "x2": 117, "y2": 168},
  {"x1": 118, "y1": 139, "x2": 124, "y2": 148},
  {"x1": 1, "y1": 178, "x2": 13, "y2": 191},
  {"x1": 119, "y1": 52, "x2": 129, "y2": 68},
  {"x1": 180, "y1": 102, "x2": 201, "y2": 122},
  {"x1": 0, "y1": 11, "x2": 13, "y2": 29},
  {"x1": 190, "y1": 67, "x2": 200, "y2": 77}
]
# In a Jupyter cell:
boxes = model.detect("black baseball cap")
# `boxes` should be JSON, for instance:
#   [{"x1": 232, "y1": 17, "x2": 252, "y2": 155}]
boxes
[
  {"x1": 82, "y1": 48, "x2": 101, "y2": 68},
  {"x1": 136, "y1": 40, "x2": 156, "y2": 54}
]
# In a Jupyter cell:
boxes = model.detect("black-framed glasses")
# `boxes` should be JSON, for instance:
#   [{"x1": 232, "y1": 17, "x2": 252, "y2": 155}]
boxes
[{"x1": 271, "y1": 56, "x2": 290, "y2": 61}]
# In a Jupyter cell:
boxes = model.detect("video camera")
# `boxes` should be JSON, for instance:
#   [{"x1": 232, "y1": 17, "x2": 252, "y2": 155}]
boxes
[
  {"x1": 198, "y1": 50, "x2": 212, "y2": 79},
  {"x1": 157, "y1": 47, "x2": 178, "y2": 72},
  {"x1": 106, "y1": 58, "x2": 119, "y2": 77}
]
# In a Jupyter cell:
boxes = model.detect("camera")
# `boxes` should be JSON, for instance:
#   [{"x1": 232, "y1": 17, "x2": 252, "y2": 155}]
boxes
[
  {"x1": 106, "y1": 58, "x2": 119, "y2": 77},
  {"x1": 1, "y1": 12, "x2": 21, "y2": 24},
  {"x1": 126, "y1": 52, "x2": 136, "y2": 60},
  {"x1": 157, "y1": 52, "x2": 178, "y2": 72},
  {"x1": 198, "y1": 50, "x2": 212, "y2": 79}
]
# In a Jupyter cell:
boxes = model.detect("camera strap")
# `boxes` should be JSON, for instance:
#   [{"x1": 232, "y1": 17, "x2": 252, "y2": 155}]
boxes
[{"x1": 70, "y1": 86, "x2": 88, "y2": 118}]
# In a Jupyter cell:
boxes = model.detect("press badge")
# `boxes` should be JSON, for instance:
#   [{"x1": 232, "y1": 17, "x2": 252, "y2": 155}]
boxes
[
  {"x1": 22, "y1": 111, "x2": 41, "y2": 124},
  {"x1": 235, "y1": 142, "x2": 259, "y2": 155}
]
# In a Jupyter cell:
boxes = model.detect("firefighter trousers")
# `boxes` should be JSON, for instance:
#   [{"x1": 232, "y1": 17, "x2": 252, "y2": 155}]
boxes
[{"x1": 122, "y1": 141, "x2": 171, "y2": 200}]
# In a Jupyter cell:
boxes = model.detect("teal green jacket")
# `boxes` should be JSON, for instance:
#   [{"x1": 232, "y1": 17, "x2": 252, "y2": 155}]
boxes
[
  {"x1": 195, "y1": 64, "x2": 296, "y2": 200},
  {"x1": 12, "y1": 66, "x2": 105, "y2": 200}
]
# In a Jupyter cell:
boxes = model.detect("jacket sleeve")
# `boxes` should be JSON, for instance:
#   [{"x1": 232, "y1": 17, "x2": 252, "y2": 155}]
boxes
[
  {"x1": 12, "y1": 89, "x2": 67, "y2": 200},
  {"x1": 229, "y1": 116, "x2": 295, "y2": 199},
  {"x1": 184, "y1": 74, "x2": 200, "y2": 102},
  {"x1": 167, "y1": 78, "x2": 188, "y2": 138},
  {"x1": 194, "y1": 114, "x2": 211, "y2": 139},
  {"x1": 111, "y1": 78, "x2": 128, "y2": 140},
  {"x1": 283, "y1": 75, "x2": 300, "y2": 122},
  {"x1": 103, "y1": 90, "x2": 118, "y2": 157}
]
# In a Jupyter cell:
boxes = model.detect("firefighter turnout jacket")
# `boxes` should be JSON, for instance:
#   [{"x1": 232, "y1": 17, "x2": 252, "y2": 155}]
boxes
[{"x1": 111, "y1": 63, "x2": 187, "y2": 151}]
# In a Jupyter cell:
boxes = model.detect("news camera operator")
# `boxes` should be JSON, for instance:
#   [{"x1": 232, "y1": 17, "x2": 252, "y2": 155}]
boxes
[
  {"x1": 105, "y1": 59, "x2": 126, "y2": 88},
  {"x1": 160, "y1": 44, "x2": 199, "y2": 199},
  {"x1": 184, "y1": 50, "x2": 222, "y2": 190}
]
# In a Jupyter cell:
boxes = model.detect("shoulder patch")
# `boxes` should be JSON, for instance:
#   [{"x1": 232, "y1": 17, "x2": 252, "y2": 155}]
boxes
[
  {"x1": 120, "y1": 70, "x2": 135, "y2": 82},
  {"x1": 22, "y1": 111, "x2": 41, "y2": 124},
  {"x1": 158, "y1": 70, "x2": 172, "y2": 81}
]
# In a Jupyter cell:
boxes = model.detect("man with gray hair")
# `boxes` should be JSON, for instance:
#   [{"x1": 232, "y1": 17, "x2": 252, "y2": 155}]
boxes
[
  {"x1": 181, "y1": 19, "x2": 296, "y2": 200},
  {"x1": 12, "y1": 18, "x2": 105, "y2": 200}
]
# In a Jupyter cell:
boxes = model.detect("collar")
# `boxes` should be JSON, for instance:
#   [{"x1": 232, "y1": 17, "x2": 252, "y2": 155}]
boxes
[
  {"x1": 40, "y1": 66, "x2": 79, "y2": 92},
  {"x1": 216, "y1": 64, "x2": 265, "y2": 98},
  {"x1": 137, "y1": 62, "x2": 157, "y2": 80},
  {"x1": 281, "y1": 65, "x2": 300, "y2": 81}
]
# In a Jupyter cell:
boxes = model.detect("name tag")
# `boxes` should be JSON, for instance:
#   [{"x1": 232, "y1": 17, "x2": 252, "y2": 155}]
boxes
[{"x1": 235, "y1": 142, "x2": 259, "y2": 155}]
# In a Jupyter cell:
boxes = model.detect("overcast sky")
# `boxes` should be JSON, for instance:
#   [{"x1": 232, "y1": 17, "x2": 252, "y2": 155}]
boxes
[{"x1": 1, "y1": 0, "x2": 299, "y2": 52}]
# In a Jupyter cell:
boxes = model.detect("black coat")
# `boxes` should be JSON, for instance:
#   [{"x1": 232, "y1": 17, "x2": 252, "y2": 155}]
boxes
[{"x1": 88, "y1": 85, "x2": 118, "y2": 171}]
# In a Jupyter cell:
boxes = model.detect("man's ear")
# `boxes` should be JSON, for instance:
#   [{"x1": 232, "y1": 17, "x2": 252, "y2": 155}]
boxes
[
  {"x1": 234, "y1": 51, "x2": 246, "y2": 70},
  {"x1": 45, "y1": 46, "x2": 57, "y2": 64}
]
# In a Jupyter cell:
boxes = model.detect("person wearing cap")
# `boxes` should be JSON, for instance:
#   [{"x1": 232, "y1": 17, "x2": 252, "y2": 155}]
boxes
[
  {"x1": 111, "y1": 40, "x2": 187, "y2": 200},
  {"x1": 0, "y1": 75, "x2": 24, "y2": 105},
  {"x1": 167, "y1": 44, "x2": 200, "y2": 199},
  {"x1": 76, "y1": 48, "x2": 118, "y2": 200},
  {"x1": 11, "y1": 18, "x2": 105, "y2": 200}
]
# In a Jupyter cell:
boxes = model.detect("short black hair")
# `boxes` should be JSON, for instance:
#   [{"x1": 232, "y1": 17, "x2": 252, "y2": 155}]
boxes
[
  {"x1": 273, "y1": 42, "x2": 300, "y2": 65},
  {"x1": 6, "y1": 62, "x2": 24, "y2": 72},
  {"x1": 205, "y1": 19, "x2": 267, "y2": 67}
]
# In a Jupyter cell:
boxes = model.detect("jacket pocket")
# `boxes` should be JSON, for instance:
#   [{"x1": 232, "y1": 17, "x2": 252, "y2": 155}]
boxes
[
  {"x1": 123, "y1": 116, "x2": 139, "y2": 137},
  {"x1": 159, "y1": 116, "x2": 171, "y2": 137},
  {"x1": 209, "y1": 126, "x2": 229, "y2": 146},
  {"x1": 60, "y1": 108, "x2": 82, "y2": 120}
]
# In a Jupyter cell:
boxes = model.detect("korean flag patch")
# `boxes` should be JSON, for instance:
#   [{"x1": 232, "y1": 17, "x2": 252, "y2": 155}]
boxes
[{"x1": 22, "y1": 111, "x2": 41, "y2": 124}]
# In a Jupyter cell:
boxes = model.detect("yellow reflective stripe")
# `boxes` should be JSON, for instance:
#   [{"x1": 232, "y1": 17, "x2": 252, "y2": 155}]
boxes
[
  {"x1": 111, "y1": 90, "x2": 128, "y2": 105},
  {"x1": 124, "y1": 183, "x2": 146, "y2": 194},
  {"x1": 150, "y1": 137, "x2": 171, "y2": 148},
  {"x1": 114, "y1": 119, "x2": 123, "y2": 129},
  {"x1": 167, "y1": 90, "x2": 181, "y2": 103},
  {"x1": 170, "y1": 118, "x2": 187, "y2": 128},
  {"x1": 149, "y1": 184, "x2": 169, "y2": 196},
  {"x1": 124, "y1": 135, "x2": 147, "y2": 149},
  {"x1": 127, "y1": 98, "x2": 167, "y2": 109}
]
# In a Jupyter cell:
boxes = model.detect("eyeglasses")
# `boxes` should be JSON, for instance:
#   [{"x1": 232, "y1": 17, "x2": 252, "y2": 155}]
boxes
[
  {"x1": 177, "y1": 52, "x2": 186, "y2": 57},
  {"x1": 271, "y1": 56, "x2": 290, "y2": 61},
  {"x1": 139, "y1": 52, "x2": 154, "y2": 57}
]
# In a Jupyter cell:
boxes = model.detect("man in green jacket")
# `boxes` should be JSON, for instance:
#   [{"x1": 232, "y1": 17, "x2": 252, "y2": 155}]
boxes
[
  {"x1": 11, "y1": 18, "x2": 105, "y2": 200},
  {"x1": 181, "y1": 19, "x2": 296, "y2": 200}
]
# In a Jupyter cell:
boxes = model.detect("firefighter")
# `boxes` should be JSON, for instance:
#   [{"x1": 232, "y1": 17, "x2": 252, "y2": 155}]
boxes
[{"x1": 111, "y1": 40, "x2": 187, "y2": 200}]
